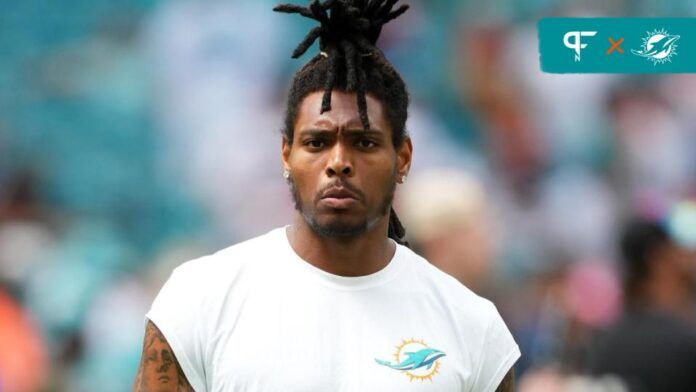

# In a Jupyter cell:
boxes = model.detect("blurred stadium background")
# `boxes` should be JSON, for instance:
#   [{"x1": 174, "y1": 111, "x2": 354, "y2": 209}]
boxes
[{"x1": 1, "y1": 0, "x2": 695, "y2": 391}]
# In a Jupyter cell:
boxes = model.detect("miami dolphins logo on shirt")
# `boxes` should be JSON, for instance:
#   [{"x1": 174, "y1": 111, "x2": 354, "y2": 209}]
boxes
[{"x1": 375, "y1": 338, "x2": 446, "y2": 381}]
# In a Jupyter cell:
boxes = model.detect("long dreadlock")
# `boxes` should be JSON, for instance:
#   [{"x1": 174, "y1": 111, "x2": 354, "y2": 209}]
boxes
[{"x1": 275, "y1": 0, "x2": 411, "y2": 247}]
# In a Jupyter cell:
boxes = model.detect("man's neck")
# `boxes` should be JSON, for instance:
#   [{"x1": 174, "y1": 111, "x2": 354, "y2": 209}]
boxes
[{"x1": 286, "y1": 215, "x2": 396, "y2": 277}]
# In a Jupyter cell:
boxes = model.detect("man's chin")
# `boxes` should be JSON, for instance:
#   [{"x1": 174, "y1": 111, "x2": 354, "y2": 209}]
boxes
[{"x1": 306, "y1": 216, "x2": 368, "y2": 238}]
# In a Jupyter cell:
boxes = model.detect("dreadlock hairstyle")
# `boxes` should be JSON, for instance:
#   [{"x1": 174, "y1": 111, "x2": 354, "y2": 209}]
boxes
[{"x1": 274, "y1": 0, "x2": 411, "y2": 247}]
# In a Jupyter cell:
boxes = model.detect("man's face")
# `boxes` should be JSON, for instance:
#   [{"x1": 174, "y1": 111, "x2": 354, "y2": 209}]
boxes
[{"x1": 282, "y1": 90, "x2": 411, "y2": 238}]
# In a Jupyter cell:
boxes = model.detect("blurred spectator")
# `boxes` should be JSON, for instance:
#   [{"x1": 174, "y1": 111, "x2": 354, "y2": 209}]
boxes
[
  {"x1": 518, "y1": 366, "x2": 628, "y2": 392},
  {"x1": 454, "y1": 24, "x2": 546, "y2": 194},
  {"x1": 609, "y1": 80, "x2": 695, "y2": 206},
  {"x1": 0, "y1": 289, "x2": 49, "y2": 392},
  {"x1": 587, "y1": 218, "x2": 696, "y2": 391},
  {"x1": 396, "y1": 168, "x2": 496, "y2": 294},
  {"x1": 0, "y1": 172, "x2": 56, "y2": 293}
]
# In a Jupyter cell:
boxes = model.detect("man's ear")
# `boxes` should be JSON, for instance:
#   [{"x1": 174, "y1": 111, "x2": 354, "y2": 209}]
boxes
[
  {"x1": 396, "y1": 136, "x2": 412, "y2": 177},
  {"x1": 281, "y1": 135, "x2": 292, "y2": 171}
]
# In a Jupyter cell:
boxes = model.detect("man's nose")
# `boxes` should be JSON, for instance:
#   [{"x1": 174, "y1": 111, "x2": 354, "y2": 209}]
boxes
[{"x1": 325, "y1": 142, "x2": 353, "y2": 177}]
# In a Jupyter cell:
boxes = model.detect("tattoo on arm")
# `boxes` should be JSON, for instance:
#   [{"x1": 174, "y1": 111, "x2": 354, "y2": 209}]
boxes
[
  {"x1": 132, "y1": 320, "x2": 196, "y2": 392},
  {"x1": 495, "y1": 368, "x2": 515, "y2": 392}
]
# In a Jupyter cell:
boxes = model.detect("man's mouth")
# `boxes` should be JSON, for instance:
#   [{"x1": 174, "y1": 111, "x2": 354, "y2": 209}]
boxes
[
  {"x1": 319, "y1": 187, "x2": 360, "y2": 209},
  {"x1": 320, "y1": 196, "x2": 359, "y2": 209}
]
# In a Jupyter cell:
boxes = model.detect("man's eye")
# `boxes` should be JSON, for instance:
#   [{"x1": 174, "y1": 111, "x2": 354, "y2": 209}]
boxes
[
  {"x1": 357, "y1": 139, "x2": 376, "y2": 149},
  {"x1": 306, "y1": 140, "x2": 325, "y2": 148}
]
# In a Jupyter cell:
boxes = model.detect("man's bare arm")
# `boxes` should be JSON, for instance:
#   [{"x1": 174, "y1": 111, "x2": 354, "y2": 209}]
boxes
[
  {"x1": 495, "y1": 368, "x2": 515, "y2": 392},
  {"x1": 132, "y1": 319, "x2": 195, "y2": 392}
]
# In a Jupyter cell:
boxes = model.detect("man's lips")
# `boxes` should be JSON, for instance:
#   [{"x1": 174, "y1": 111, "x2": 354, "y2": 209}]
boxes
[
  {"x1": 319, "y1": 187, "x2": 360, "y2": 209},
  {"x1": 321, "y1": 187, "x2": 359, "y2": 200},
  {"x1": 321, "y1": 197, "x2": 358, "y2": 209}
]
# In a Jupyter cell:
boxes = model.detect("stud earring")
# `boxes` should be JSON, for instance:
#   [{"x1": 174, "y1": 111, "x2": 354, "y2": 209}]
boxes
[
  {"x1": 283, "y1": 169, "x2": 290, "y2": 179},
  {"x1": 400, "y1": 174, "x2": 407, "y2": 184}
]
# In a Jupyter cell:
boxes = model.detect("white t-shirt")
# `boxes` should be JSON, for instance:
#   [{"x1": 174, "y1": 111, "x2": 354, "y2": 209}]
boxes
[{"x1": 146, "y1": 226, "x2": 520, "y2": 392}]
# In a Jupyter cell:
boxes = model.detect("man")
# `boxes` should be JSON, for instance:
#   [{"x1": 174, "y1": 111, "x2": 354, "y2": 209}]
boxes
[
  {"x1": 132, "y1": 1, "x2": 519, "y2": 390},
  {"x1": 587, "y1": 217, "x2": 696, "y2": 391}
]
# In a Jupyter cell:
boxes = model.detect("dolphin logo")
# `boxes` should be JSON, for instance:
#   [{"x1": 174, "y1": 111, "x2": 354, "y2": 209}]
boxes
[
  {"x1": 375, "y1": 348, "x2": 446, "y2": 371},
  {"x1": 632, "y1": 30, "x2": 680, "y2": 64}
]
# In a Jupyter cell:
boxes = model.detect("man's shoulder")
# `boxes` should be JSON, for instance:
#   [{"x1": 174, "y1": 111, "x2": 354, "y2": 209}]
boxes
[
  {"x1": 146, "y1": 228, "x2": 286, "y2": 330},
  {"x1": 172, "y1": 226, "x2": 283, "y2": 281},
  {"x1": 403, "y1": 247, "x2": 496, "y2": 316},
  {"x1": 213, "y1": 226, "x2": 283, "y2": 261}
]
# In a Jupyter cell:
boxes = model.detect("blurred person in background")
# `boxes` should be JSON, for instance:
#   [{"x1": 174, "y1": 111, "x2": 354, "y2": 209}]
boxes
[
  {"x1": 132, "y1": 1, "x2": 519, "y2": 391},
  {"x1": 0, "y1": 173, "x2": 51, "y2": 392},
  {"x1": 0, "y1": 289, "x2": 49, "y2": 392},
  {"x1": 517, "y1": 366, "x2": 628, "y2": 392},
  {"x1": 587, "y1": 216, "x2": 696, "y2": 391},
  {"x1": 396, "y1": 168, "x2": 496, "y2": 295}
]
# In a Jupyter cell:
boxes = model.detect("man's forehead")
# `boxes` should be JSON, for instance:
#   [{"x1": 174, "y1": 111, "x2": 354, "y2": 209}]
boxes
[
  {"x1": 295, "y1": 91, "x2": 389, "y2": 133},
  {"x1": 298, "y1": 128, "x2": 386, "y2": 137}
]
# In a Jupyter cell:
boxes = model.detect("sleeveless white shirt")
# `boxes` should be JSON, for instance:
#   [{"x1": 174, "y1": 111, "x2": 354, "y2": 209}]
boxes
[{"x1": 146, "y1": 226, "x2": 520, "y2": 391}]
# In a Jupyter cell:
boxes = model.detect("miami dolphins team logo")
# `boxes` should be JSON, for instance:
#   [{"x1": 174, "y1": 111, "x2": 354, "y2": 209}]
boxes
[
  {"x1": 375, "y1": 338, "x2": 446, "y2": 381},
  {"x1": 632, "y1": 28, "x2": 680, "y2": 65}
]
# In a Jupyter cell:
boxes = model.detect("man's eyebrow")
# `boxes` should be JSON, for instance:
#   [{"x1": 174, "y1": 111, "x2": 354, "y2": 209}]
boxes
[{"x1": 298, "y1": 129, "x2": 385, "y2": 137}]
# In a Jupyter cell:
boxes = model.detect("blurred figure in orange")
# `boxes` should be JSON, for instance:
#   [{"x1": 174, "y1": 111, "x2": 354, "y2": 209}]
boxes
[
  {"x1": 587, "y1": 216, "x2": 696, "y2": 391},
  {"x1": 0, "y1": 290, "x2": 49, "y2": 392},
  {"x1": 397, "y1": 169, "x2": 495, "y2": 294}
]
